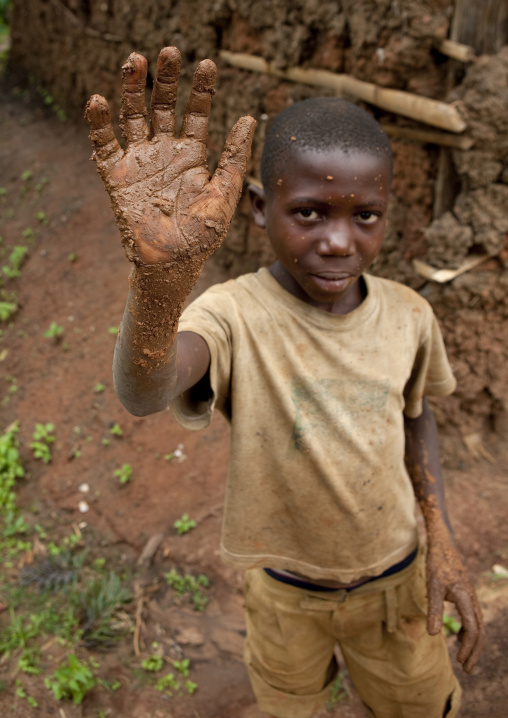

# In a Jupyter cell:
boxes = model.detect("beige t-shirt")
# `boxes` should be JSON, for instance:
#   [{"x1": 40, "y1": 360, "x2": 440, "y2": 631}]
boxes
[{"x1": 171, "y1": 269, "x2": 456, "y2": 582}]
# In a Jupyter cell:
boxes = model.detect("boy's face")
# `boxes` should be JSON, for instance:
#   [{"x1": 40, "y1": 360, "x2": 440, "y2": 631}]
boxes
[{"x1": 250, "y1": 147, "x2": 390, "y2": 314}]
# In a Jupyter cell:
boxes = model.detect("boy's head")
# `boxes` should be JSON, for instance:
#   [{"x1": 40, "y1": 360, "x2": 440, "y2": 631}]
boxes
[
  {"x1": 249, "y1": 98, "x2": 393, "y2": 314},
  {"x1": 260, "y1": 97, "x2": 393, "y2": 196}
]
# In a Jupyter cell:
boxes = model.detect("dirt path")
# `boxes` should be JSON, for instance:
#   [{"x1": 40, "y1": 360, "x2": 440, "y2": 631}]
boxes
[{"x1": 0, "y1": 88, "x2": 507, "y2": 718}]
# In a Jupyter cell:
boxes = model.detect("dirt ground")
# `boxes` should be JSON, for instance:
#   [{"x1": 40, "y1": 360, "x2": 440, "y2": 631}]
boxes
[{"x1": 0, "y1": 83, "x2": 508, "y2": 718}]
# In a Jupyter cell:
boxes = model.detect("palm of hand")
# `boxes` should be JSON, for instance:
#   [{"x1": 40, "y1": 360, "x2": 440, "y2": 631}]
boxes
[{"x1": 86, "y1": 47, "x2": 255, "y2": 266}]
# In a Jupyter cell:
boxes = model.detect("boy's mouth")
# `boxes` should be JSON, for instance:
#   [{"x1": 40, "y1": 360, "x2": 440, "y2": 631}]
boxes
[{"x1": 309, "y1": 272, "x2": 356, "y2": 291}]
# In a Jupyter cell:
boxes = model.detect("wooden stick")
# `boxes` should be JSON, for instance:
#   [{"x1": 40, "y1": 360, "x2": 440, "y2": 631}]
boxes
[
  {"x1": 381, "y1": 123, "x2": 474, "y2": 150},
  {"x1": 220, "y1": 51, "x2": 467, "y2": 133},
  {"x1": 412, "y1": 254, "x2": 493, "y2": 283},
  {"x1": 436, "y1": 38, "x2": 475, "y2": 62}
]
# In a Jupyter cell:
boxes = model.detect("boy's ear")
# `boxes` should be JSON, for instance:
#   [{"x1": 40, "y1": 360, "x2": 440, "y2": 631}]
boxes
[{"x1": 248, "y1": 184, "x2": 267, "y2": 228}]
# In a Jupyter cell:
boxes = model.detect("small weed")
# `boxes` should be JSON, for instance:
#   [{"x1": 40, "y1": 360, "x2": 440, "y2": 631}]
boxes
[
  {"x1": 173, "y1": 658, "x2": 190, "y2": 677},
  {"x1": 21, "y1": 170, "x2": 32, "y2": 182},
  {"x1": 114, "y1": 464, "x2": 132, "y2": 484},
  {"x1": 43, "y1": 322, "x2": 63, "y2": 339},
  {"x1": 164, "y1": 569, "x2": 209, "y2": 611},
  {"x1": 0, "y1": 421, "x2": 26, "y2": 534},
  {"x1": 2, "y1": 245, "x2": 28, "y2": 279},
  {"x1": 19, "y1": 550, "x2": 82, "y2": 593},
  {"x1": 155, "y1": 672, "x2": 180, "y2": 696},
  {"x1": 68, "y1": 252, "x2": 77, "y2": 262},
  {"x1": 110, "y1": 423, "x2": 123, "y2": 437},
  {"x1": 94, "y1": 382, "x2": 105, "y2": 393},
  {"x1": 108, "y1": 326, "x2": 118, "y2": 335},
  {"x1": 30, "y1": 422, "x2": 55, "y2": 464},
  {"x1": 327, "y1": 673, "x2": 349, "y2": 708},
  {"x1": 443, "y1": 613, "x2": 461, "y2": 636},
  {"x1": 34, "y1": 177, "x2": 49, "y2": 196},
  {"x1": 78, "y1": 572, "x2": 132, "y2": 648},
  {"x1": 185, "y1": 679, "x2": 198, "y2": 694},
  {"x1": 173, "y1": 513, "x2": 196, "y2": 535},
  {"x1": 22, "y1": 227, "x2": 35, "y2": 242},
  {"x1": 101, "y1": 438, "x2": 111, "y2": 446},
  {"x1": 45, "y1": 653, "x2": 96, "y2": 705},
  {"x1": 35, "y1": 211, "x2": 48, "y2": 225},
  {"x1": 15, "y1": 679, "x2": 39, "y2": 708},
  {"x1": 142, "y1": 655, "x2": 163, "y2": 672},
  {"x1": 0, "y1": 300, "x2": 16, "y2": 321}
]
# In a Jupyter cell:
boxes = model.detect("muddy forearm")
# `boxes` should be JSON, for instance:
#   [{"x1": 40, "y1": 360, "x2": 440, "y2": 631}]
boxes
[
  {"x1": 404, "y1": 398, "x2": 452, "y2": 537},
  {"x1": 113, "y1": 264, "x2": 190, "y2": 416}
]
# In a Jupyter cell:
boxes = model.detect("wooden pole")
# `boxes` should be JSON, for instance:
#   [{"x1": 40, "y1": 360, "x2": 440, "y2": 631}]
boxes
[
  {"x1": 436, "y1": 38, "x2": 475, "y2": 62},
  {"x1": 219, "y1": 51, "x2": 467, "y2": 134},
  {"x1": 381, "y1": 124, "x2": 474, "y2": 150}
]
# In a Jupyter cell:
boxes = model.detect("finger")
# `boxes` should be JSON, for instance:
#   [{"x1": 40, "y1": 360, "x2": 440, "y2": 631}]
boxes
[
  {"x1": 426, "y1": 579, "x2": 445, "y2": 635},
  {"x1": 210, "y1": 116, "x2": 257, "y2": 210},
  {"x1": 458, "y1": 591, "x2": 485, "y2": 673},
  {"x1": 150, "y1": 46, "x2": 181, "y2": 136},
  {"x1": 180, "y1": 59, "x2": 217, "y2": 142},
  {"x1": 85, "y1": 95, "x2": 123, "y2": 166},
  {"x1": 120, "y1": 52, "x2": 150, "y2": 145}
]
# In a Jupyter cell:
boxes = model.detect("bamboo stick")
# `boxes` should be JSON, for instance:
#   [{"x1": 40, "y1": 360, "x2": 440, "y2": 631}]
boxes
[
  {"x1": 381, "y1": 123, "x2": 474, "y2": 150},
  {"x1": 219, "y1": 51, "x2": 467, "y2": 133},
  {"x1": 436, "y1": 38, "x2": 475, "y2": 62}
]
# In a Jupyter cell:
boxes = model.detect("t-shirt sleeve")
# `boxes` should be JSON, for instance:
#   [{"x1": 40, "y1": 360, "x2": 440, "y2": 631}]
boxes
[
  {"x1": 403, "y1": 310, "x2": 456, "y2": 418},
  {"x1": 169, "y1": 285, "x2": 234, "y2": 430}
]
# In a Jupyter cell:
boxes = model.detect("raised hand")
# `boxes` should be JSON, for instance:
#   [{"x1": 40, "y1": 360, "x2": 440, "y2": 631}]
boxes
[{"x1": 85, "y1": 47, "x2": 256, "y2": 267}]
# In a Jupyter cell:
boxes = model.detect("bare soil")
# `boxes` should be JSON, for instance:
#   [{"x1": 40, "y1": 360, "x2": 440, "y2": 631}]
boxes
[{"x1": 0, "y1": 86, "x2": 507, "y2": 718}]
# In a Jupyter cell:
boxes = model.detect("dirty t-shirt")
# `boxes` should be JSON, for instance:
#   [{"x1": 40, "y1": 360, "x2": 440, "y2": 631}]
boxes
[{"x1": 171, "y1": 268, "x2": 456, "y2": 582}]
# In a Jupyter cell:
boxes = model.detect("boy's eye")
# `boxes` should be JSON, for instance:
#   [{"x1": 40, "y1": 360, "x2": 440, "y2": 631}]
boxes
[
  {"x1": 356, "y1": 211, "x2": 380, "y2": 225},
  {"x1": 295, "y1": 209, "x2": 319, "y2": 221}
]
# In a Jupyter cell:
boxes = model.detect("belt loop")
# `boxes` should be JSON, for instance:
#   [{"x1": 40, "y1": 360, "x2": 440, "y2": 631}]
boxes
[{"x1": 385, "y1": 586, "x2": 399, "y2": 633}]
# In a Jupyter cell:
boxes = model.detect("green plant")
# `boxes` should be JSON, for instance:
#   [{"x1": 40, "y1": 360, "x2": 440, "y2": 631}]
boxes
[
  {"x1": 0, "y1": 421, "x2": 26, "y2": 532},
  {"x1": 327, "y1": 673, "x2": 348, "y2": 708},
  {"x1": 94, "y1": 382, "x2": 105, "y2": 393},
  {"x1": 108, "y1": 326, "x2": 119, "y2": 335},
  {"x1": 68, "y1": 252, "x2": 77, "y2": 262},
  {"x1": 43, "y1": 321, "x2": 64, "y2": 339},
  {"x1": 114, "y1": 464, "x2": 132, "y2": 484},
  {"x1": 15, "y1": 679, "x2": 38, "y2": 707},
  {"x1": 155, "y1": 672, "x2": 180, "y2": 696},
  {"x1": 17, "y1": 647, "x2": 42, "y2": 675},
  {"x1": 21, "y1": 170, "x2": 32, "y2": 182},
  {"x1": 45, "y1": 653, "x2": 96, "y2": 704},
  {"x1": 78, "y1": 572, "x2": 131, "y2": 648},
  {"x1": 164, "y1": 569, "x2": 209, "y2": 611},
  {"x1": 173, "y1": 513, "x2": 196, "y2": 535},
  {"x1": 35, "y1": 211, "x2": 48, "y2": 225},
  {"x1": 142, "y1": 655, "x2": 163, "y2": 672},
  {"x1": 185, "y1": 679, "x2": 198, "y2": 694},
  {"x1": 2, "y1": 245, "x2": 28, "y2": 279},
  {"x1": 0, "y1": 301, "x2": 16, "y2": 321},
  {"x1": 173, "y1": 658, "x2": 190, "y2": 676},
  {"x1": 110, "y1": 423, "x2": 123, "y2": 437},
  {"x1": 443, "y1": 613, "x2": 461, "y2": 636},
  {"x1": 21, "y1": 226, "x2": 35, "y2": 242},
  {"x1": 30, "y1": 423, "x2": 55, "y2": 464}
]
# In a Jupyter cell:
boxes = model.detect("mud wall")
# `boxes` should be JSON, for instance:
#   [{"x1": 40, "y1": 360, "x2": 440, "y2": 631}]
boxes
[{"x1": 8, "y1": 1, "x2": 508, "y2": 438}]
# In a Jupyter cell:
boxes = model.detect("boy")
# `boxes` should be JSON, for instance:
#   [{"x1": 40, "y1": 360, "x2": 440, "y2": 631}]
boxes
[{"x1": 86, "y1": 47, "x2": 484, "y2": 718}]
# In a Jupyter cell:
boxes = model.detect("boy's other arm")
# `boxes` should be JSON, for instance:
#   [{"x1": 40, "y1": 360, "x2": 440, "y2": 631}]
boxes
[
  {"x1": 85, "y1": 47, "x2": 255, "y2": 416},
  {"x1": 404, "y1": 398, "x2": 485, "y2": 674}
]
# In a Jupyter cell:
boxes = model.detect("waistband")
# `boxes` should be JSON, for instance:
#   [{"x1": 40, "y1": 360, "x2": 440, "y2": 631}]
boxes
[{"x1": 264, "y1": 547, "x2": 419, "y2": 593}]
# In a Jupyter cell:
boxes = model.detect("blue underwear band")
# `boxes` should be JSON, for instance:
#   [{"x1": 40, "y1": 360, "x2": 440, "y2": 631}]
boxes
[{"x1": 264, "y1": 547, "x2": 419, "y2": 593}]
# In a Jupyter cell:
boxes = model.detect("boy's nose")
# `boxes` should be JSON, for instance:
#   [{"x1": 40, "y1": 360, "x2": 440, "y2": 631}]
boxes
[{"x1": 316, "y1": 222, "x2": 354, "y2": 256}]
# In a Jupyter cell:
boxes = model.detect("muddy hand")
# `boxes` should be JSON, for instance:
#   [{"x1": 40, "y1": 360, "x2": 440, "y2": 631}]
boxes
[
  {"x1": 85, "y1": 47, "x2": 256, "y2": 266},
  {"x1": 426, "y1": 539, "x2": 485, "y2": 673}
]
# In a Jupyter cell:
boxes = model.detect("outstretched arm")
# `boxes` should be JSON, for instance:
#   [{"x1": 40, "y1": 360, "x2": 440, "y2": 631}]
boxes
[
  {"x1": 85, "y1": 47, "x2": 256, "y2": 416},
  {"x1": 404, "y1": 398, "x2": 485, "y2": 674}
]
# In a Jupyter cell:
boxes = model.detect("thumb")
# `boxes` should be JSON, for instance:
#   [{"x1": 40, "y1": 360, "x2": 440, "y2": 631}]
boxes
[{"x1": 211, "y1": 116, "x2": 257, "y2": 213}]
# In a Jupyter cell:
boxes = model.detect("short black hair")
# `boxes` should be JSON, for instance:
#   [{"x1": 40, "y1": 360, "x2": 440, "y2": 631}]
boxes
[{"x1": 260, "y1": 97, "x2": 393, "y2": 192}]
